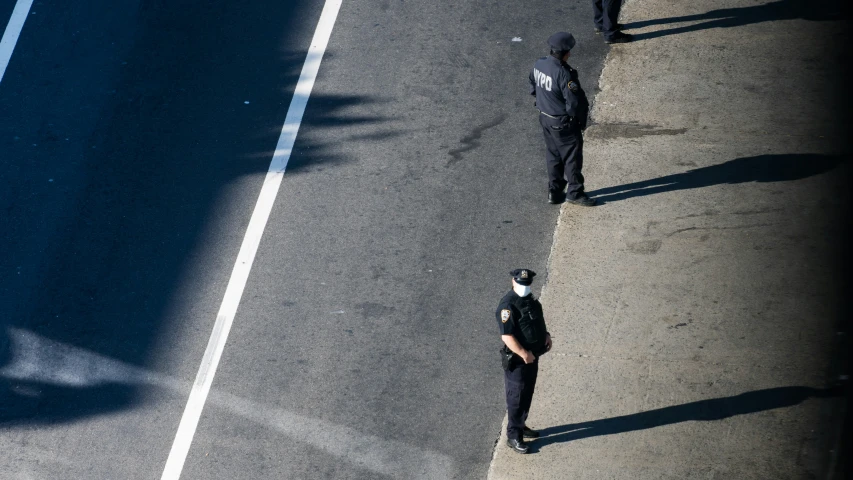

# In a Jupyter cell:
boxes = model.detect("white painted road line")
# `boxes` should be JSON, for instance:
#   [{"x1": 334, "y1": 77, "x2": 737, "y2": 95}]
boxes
[
  {"x1": 160, "y1": 1, "x2": 344, "y2": 478},
  {"x1": 0, "y1": 0, "x2": 34, "y2": 85}
]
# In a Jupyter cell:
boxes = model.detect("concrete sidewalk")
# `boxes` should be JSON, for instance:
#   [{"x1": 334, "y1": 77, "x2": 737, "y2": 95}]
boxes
[{"x1": 489, "y1": 0, "x2": 850, "y2": 478}]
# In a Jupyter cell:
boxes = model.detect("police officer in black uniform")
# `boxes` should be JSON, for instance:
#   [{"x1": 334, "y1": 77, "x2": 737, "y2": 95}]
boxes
[
  {"x1": 496, "y1": 269, "x2": 552, "y2": 454},
  {"x1": 529, "y1": 32, "x2": 596, "y2": 206}
]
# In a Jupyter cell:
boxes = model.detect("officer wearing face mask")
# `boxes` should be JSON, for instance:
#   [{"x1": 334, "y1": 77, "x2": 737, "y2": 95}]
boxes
[{"x1": 495, "y1": 269, "x2": 552, "y2": 454}]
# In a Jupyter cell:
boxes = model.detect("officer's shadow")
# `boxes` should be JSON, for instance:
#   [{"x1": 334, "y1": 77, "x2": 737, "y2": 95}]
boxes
[
  {"x1": 529, "y1": 385, "x2": 841, "y2": 452},
  {"x1": 624, "y1": 0, "x2": 842, "y2": 42},
  {"x1": 586, "y1": 153, "x2": 844, "y2": 204}
]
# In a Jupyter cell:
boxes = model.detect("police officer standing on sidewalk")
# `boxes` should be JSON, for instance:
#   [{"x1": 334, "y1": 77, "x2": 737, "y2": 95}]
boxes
[
  {"x1": 496, "y1": 269, "x2": 552, "y2": 454},
  {"x1": 529, "y1": 32, "x2": 596, "y2": 206}
]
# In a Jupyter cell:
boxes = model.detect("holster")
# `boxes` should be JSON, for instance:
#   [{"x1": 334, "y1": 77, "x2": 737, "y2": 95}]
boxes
[{"x1": 500, "y1": 345, "x2": 516, "y2": 371}]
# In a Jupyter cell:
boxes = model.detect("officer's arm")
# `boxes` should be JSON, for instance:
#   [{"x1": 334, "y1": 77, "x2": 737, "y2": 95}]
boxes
[
  {"x1": 498, "y1": 306, "x2": 533, "y2": 362},
  {"x1": 574, "y1": 77, "x2": 590, "y2": 130},
  {"x1": 501, "y1": 335, "x2": 529, "y2": 357},
  {"x1": 560, "y1": 71, "x2": 579, "y2": 117}
]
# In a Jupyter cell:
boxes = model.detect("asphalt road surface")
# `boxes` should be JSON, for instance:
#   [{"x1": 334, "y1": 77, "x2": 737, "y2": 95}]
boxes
[{"x1": 0, "y1": 1, "x2": 609, "y2": 478}]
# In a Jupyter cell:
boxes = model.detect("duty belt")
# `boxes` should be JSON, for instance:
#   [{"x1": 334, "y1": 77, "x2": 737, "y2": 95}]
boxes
[{"x1": 538, "y1": 110, "x2": 567, "y2": 120}]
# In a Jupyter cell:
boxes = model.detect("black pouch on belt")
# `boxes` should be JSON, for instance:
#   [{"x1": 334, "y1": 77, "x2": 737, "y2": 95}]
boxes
[{"x1": 500, "y1": 345, "x2": 515, "y2": 371}]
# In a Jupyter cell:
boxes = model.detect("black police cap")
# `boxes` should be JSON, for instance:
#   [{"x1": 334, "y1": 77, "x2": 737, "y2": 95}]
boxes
[
  {"x1": 510, "y1": 269, "x2": 536, "y2": 286},
  {"x1": 547, "y1": 32, "x2": 576, "y2": 52}
]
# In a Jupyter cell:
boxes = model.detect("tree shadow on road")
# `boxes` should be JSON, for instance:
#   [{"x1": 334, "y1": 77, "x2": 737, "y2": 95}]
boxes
[
  {"x1": 625, "y1": 0, "x2": 844, "y2": 42},
  {"x1": 587, "y1": 153, "x2": 844, "y2": 204},
  {"x1": 529, "y1": 385, "x2": 842, "y2": 452},
  {"x1": 0, "y1": 0, "x2": 395, "y2": 427}
]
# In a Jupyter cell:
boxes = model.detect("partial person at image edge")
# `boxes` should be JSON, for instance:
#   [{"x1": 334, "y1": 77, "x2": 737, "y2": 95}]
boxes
[{"x1": 593, "y1": 0, "x2": 633, "y2": 43}]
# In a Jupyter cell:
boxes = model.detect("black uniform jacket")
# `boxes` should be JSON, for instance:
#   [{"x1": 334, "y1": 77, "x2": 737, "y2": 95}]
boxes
[{"x1": 528, "y1": 55, "x2": 589, "y2": 127}]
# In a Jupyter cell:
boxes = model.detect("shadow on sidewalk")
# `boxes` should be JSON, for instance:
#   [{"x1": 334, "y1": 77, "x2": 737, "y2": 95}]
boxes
[
  {"x1": 587, "y1": 153, "x2": 844, "y2": 204},
  {"x1": 530, "y1": 386, "x2": 842, "y2": 452},
  {"x1": 625, "y1": 0, "x2": 843, "y2": 42}
]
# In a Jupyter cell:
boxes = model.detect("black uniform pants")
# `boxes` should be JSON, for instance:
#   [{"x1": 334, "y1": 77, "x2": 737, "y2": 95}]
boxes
[
  {"x1": 539, "y1": 114, "x2": 585, "y2": 199},
  {"x1": 504, "y1": 360, "x2": 538, "y2": 441},
  {"x1": 593, "y1": 0, "x2": 622, "y2": 37}
]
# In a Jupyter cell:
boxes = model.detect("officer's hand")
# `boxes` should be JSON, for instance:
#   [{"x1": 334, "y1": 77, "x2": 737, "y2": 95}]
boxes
[
  {"x1": 522, "y1": 351, "x2": 535, "y2": 364},
  {"x1": 544, "y1": 334, "x2": 553, "y2": 353}
]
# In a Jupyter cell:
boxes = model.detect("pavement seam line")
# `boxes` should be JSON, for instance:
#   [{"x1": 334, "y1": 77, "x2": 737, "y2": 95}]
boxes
[
  {"x1": 0, "y1": 0, "x2": 34, "y2": 85},
  {"x1": 159, "y1": 1, "x2": 343, "y2": 478}
]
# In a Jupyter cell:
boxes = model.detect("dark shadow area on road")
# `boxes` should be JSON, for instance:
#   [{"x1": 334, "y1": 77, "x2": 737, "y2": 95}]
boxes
[
  {"x1": 280, "y1": 93, "x2": 393, "y2": 175},
  {"x1": 0, "y1": 0, "x2": 389, "y2": 427},
  {"x1": 530, "y1": 386, "x2": 843, "y2": 452},
  {"x1": 587, "y1": 154, "x2": 844, "y2": 204},
  {"x1": 625, "y1": 0, "x2": 844, "y2": 42}
]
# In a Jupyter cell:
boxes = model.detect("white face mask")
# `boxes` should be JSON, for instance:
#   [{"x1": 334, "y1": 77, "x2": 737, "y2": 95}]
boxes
[{"x1": 513, "y1": 284, "x2": 531, "y2": 297}]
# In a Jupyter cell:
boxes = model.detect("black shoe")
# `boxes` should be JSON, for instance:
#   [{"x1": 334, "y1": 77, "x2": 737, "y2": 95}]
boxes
[
  {"x1": 605, "y1": 32, "x2": 633, "y2": 44},
  {"x1": 506, "y1": 438, "x2": 529, "y2": 454},
  {"x1": 595, "y1": 23, "x2": 623, "y2": 34},
  {"x1": 565, "y1": 195, "x2": 597, "y2": 207},
  {"x1": 548, "y1": 191, "x2": 565, "y2": 204},
  {"x1": 522, "y1": 426, "x2": 540, "y2": 439}
]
